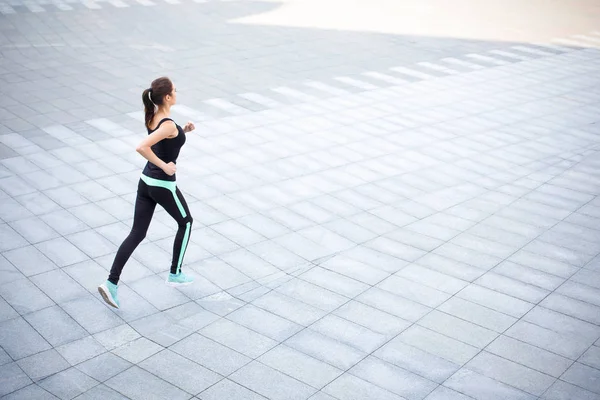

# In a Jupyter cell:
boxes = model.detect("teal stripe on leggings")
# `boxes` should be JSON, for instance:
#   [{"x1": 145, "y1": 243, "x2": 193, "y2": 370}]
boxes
[
  {"x1": 177, "y1": 222, "x2": 191, "y2": 275},
  {"x1": 141, "y1": 173, "x2": 189, "y2": 274}
]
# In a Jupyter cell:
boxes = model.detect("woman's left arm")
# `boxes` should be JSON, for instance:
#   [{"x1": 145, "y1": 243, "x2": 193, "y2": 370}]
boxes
[{"x1": 183, "y1": 121, "x2": 195, "y2": 133}]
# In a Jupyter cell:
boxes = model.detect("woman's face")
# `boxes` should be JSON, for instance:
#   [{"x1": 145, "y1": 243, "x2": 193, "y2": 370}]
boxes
[{"x1": 166, "y1": 85, "x2": 177, "y2": 106}]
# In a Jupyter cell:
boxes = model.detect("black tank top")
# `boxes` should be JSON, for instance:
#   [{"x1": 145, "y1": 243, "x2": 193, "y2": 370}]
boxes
[{"x1": 141, "y1": 118, "x2": 186, "y2": 181}]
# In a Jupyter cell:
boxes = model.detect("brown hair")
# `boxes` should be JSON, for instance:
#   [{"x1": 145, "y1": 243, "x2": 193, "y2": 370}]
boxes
[{"x1": 142, "y1": 77, "x2": 173, "y2": 130}]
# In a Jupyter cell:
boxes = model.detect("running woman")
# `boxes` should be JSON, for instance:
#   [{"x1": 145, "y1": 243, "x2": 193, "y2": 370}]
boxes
[{"x1": 99, "y1": 77, "x2": 195, "y2": 309}]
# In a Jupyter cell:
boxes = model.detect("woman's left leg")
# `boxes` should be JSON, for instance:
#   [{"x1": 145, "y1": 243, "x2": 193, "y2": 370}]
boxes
[{"x1": 149, "y1": 185, "x2": 193, "y2": 280}]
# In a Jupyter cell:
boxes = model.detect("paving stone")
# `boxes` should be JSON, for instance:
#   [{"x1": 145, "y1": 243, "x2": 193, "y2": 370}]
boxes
[
  {"x1": 105, "y1": 366, "x2": 190, "y2": 400},
  {"x1": 445, "y1": 368, "x2": 537, "y2": 400},
  {"x1": 307, "y1": 392, "x2": 339, "y2": 400},
  {"x1": 311, "y1": 314, "x2": 387, "y2": 353},
  {"x1": 24, "y1": 306, "x2": 87, "y2": 347},
  {"x1": 190, "y1": 257, "x2": 252, "y2": 290},
  {"x1": 333, "y1": 300, "x2": 410, "y2": 337},
  {"x1": 195, "y1": 291, "x2": 246, "y2": 317},
  {"x1": 3, "y1": 245, "x2": 58, "y2": 277},
  {"x1": 39, "y1": 367, "x2": 99, "y2": 400},
  {"x1": 580, "y1": 346, "x2": 600, "y2": 370},
  {"x1": 378, "y1": 274, "x2": 451, "y2": 308},
  {"x1": 284, "y1": 329, "x2": 366, "y2": 370},
  {"x1": 556, "y1": 280, "x2": 600, "y2": 307},
  {"x1": 418, "y1": 310, "x2": 499, "y2": 348},
  {"x1": 66, "y1": 229, "x2": 117, "y2": 259},
  {"x1": 560, "y1": 362, "x2": 600, "y2": 395},
  {"x1": 0, "y1": 346, "x2": 11, "y2": 366},
  {"x1": 523, "y1": 306, "x2": 600, "y2": 344},
  {"x1": 226, "y1": 304, "x2": 302, "y2": 341},
  {"x1": 397, "y1": 264, "x2": 468, "y2": 294},
  {"x1": 2, "y1": 384, "x2": 59, "y2": 400},
  {"x1": 475, "y1": 272, "x2": 550, "y2": 303},
  {"x1": 0, "y1": 291, "x2": 20, "y2": 324},
  {"x1": 198, "y1": 379, "x2": 268, "y2": 400},
  {"x1": 540, "y1": 293, "x2": 600, "y2": 325},
  {"x1": 349, "y1": 355, "x2": 438, "y2": 399},
  {"x1": 299, "y1": 266, "x2": 370, "y2": 298},
  {"x1": 438, "y1": 297, "x2": 517, "y2": 332},
  {"x1": 374, "y1": 338, "x2": 460, "y2": 383},
  {"x1": 457, "y1": 284, "x2": 534, "y2": 318},
  {"x1": 541, "y1": 380, "x2": 600, "y2": 400},
  {"x1": 571, "y1": 269, "x2": 600, "y2": 290},
  {"x1": 323, "y1": 373, "x2": 406, "y2": 400},
  {"x1": 493, "y1": 261, "x2": 565, "y2": 291},
  {"x1": 486, "y1": 335, "x2": 572, "y2": 378},
  {"x1": 39, "y1": 209, "x2": 89, "y2": 236},
  {"x1": 164, "y1": 303, "x2": 220, "y2": 332},
  {"x1": 73, "y1": 384, "x2": 129, "y2": 400},
  {"x1": 0, "y1": 362, "x2": 32, "y2": 397},
  {"x1": 76, "y1": 352, "x2": 132, "y2": 382},
  {"x1": 0, "y1": 206, "x2": 41, "y2": 234},
  {"x1": 276, "y1": 278, "x2": 349, "y2": 312},
  {"x1": 200, "y1": 318, "x2": 277, "y2": 358},
  {"x1": 505, "y1": 320, "x2": 591, "y2": 359},
  {"x1": 357, "y1": 287, "x2": 431, "y2": 322},
  {"x1": 397, "y1": 325, "x2": 479, "y2": 365},
  {"x1": 218, "y1": 248, "x2": 280, "y2": 281},
  {"x1": 30, "y1": 269, "x2": 88, "y2": 304},
  {"x1": 416, "y1": 253, "x2": 487, "y2": 281},
  {"x1": 14, "y1": 191, "x2": 61, "y2": 216},
  {"x1": 366, "y1": 236, "x2": 427, "y2": 263},
  {"x1": 0, "y1": 278, "x2": 54, "y2": 315},
  {"x1": 424, "y1": 386, "x2": 475, "y2": 400},
  {"x1": 230, "y1": 361, "x2": 317, "y2": 400},
  {"x1": 139, "y1": 350, "x2": 221, "y2": 395},
  {"x1": 247, "y1": 240, "x2": 308, "y2": 271},
  {"x1": 61, "y1": 296, "x2": 123, "y2": 335},
  {"x1": 523, "y1": 239, "x2": 594, "y2": 267},
  {"x1": 433, "y1": 242, "x2": 504, "y2": 271},
  {"x1": 450, "y1": 232, "x2": 516, "y2": 259},
  {"x1": 508, "y1": 250, "x2": 579, "y2": 278},
  {"x1": 319, "y1": 255, "x2": 389, "y2": 285},
  {"x1": 342, "y1": 245, "x2": 410, "y2": 274},
  {"x1": 128, "y1": 275, "x2": 190, "y2": 311},
  {"x1": 258, "y1": 344, "x2": 343, "y2": 389},
  {"x1": 170, "y1": 333, "x2": 251, "y2": 376},
  {"x1": 34, "y1": 237, "x2": 89, "y2": 267},
  {"x1": 274, "y1": 232, "x2": 333, "y2": 261},
  {"x1": 92, "y1": 324, "x2": 141, "y2": 352},
  {"x1": 17, "y1": 349, "x2": 70, "y2": 382},
  {"x1": 111, "y1": 337, "x2": 163, "y2": 364},
  {"x1": 55, "y1": 336, "x2": 106, "y2": 366},
  {"x1": 0, "y1": 223, "x2": 28, "y2": 252},
  {"x1": 0, "y1": 176, "x2": 36, "y2": 197},
  {"x1": 251, "y1": 291, "x2": 325, "y2": 326},
  {"x1": 465, "y1": 351, "x2": 555, "y2": 396}
]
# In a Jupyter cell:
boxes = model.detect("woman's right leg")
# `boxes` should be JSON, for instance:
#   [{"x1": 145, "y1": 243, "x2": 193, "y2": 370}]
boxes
[{"x1": 108, "y1": 180, "x2": 156, "y2": 285}]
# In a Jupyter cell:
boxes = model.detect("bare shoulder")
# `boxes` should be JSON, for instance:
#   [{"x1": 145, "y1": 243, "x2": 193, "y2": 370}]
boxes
[{"x1": 153, "y1": 119, "x2": 178, "y2": 138}]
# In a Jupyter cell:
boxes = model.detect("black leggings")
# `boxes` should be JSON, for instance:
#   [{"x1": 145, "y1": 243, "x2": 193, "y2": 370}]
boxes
[{"x1": 108, "y1": 176, "x2": 193, "y2": 285}]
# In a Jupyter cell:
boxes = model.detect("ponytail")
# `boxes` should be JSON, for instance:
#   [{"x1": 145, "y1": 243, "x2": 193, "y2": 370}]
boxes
[
  {"x1": 142, "y1": 88, "x2": 155, "y2": 130},
  {"x1": 142, "y1": 77, "x2": 173, "y2": 130}
]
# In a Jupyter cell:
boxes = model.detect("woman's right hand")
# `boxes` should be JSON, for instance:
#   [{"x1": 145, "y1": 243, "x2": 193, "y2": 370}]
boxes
[{"x1": 163, "y1": 162, "x2": 177, "y2": 176}]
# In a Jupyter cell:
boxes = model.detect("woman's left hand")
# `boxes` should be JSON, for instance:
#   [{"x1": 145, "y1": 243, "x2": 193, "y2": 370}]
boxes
[{"x1": 183, "y1": 121, "x2": 195, "y2": 133}]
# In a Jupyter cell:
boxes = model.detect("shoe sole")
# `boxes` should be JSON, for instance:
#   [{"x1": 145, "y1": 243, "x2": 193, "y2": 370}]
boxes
[
  {"x1": 98, "y1": 285, "x2": 119, "y2": 309},
  {"x1": 165, "y1": 280, "x2": 194, "y2": 287}
]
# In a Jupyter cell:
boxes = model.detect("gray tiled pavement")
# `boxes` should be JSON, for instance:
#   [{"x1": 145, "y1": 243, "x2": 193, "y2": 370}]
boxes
[{"x1": 2, "y1": 0, "x2": 600, "y2": 399}]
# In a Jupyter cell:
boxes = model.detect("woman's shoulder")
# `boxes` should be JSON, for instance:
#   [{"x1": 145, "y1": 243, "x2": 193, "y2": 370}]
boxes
[{"x1": 148, "y1": 117, "x2": 177, "y2": 132}]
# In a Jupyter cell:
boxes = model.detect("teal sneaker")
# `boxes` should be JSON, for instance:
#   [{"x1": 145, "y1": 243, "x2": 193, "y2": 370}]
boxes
[
  {"x1": 166, "y1": 272, "x2": 194, "y2": 286},
  {"x1": 98, "y1": 281, "x2": 120, "y2": 308}
]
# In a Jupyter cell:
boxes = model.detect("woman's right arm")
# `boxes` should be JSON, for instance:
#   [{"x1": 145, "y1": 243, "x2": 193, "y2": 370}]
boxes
[{"x1": 136, "y1": 121, "x2": 178, "y2": 175}]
